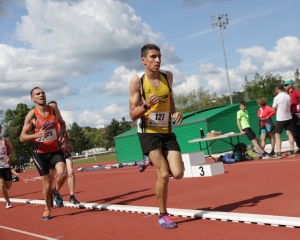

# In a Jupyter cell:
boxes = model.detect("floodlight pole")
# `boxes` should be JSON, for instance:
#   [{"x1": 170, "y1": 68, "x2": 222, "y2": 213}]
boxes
[{"x1": 211, "y1": 14, "x2": 233, "y2": 105}]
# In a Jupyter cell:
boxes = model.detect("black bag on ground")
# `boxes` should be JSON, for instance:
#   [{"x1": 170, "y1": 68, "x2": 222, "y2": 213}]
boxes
[
  {"x1": 217, "y1": 155, "x2": 224, "y2": 162},
  {"x1": 233, "y1": 143, "x2": 247, "y2": 161}
]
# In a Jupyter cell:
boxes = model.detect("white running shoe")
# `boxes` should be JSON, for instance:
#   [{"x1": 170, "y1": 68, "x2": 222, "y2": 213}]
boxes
[{"x1": 6, "y1": 202, "x2": 12, "y2": 209}]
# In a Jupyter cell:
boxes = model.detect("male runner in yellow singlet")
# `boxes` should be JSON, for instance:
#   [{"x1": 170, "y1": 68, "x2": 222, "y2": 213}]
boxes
[{"x1": 129, "y1": 44, "x2": 184, "y2": 229}]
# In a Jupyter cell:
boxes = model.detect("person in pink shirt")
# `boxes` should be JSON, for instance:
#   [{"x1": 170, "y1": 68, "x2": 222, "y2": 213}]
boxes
[{"x1": 257, "y1": 98, "x2": 276, "y2": 155}]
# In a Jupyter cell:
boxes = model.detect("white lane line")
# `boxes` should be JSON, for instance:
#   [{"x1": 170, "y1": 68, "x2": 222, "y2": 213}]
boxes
[
  {"x1": 0, "y1": 225, "x2": 57, "y2": 240},
  {"x1": 1, "y1": 198, "x2": 300, "y2": 228}
]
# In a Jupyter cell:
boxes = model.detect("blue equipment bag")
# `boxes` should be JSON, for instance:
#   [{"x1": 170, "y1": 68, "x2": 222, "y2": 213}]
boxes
[{"x1": 223, "y1": 153, "x2": 235, "y2": 163}]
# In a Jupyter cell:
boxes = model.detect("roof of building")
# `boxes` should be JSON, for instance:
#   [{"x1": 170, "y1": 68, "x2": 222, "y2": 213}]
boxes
[{"x1": 115, "y1": 104, "x2": 238, "y2": 138}]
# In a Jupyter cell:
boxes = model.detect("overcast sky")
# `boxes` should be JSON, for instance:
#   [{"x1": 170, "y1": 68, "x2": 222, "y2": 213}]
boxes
[{"x1": 1, "y1": 0, "x2": 300, "y2": 127}]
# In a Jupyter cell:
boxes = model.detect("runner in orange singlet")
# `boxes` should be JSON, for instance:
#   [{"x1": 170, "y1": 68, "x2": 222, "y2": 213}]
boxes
[{"x1": 20, "y1": 87, "x2": 70, "y2": 220}]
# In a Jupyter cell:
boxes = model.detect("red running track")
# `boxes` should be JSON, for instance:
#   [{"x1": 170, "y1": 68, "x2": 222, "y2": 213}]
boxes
[{"x1": 1, "y1": 156, "x2": 300, "y2": 239}]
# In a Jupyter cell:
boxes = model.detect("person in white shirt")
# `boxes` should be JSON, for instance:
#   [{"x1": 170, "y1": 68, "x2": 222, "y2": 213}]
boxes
[
  {"x1": 0, "y1": 124, "x2": 15, "y2": 209},
  {"x1": 272, "y1": 83, "x2": 295, "y2": 158},
  {"x1": 30, "y1": 156, "x2": 35, "y2": 167}
]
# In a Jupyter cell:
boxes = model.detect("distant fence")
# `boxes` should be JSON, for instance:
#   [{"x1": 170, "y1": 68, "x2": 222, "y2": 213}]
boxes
[{"x1": 72, "y1": 149, "x2": 116, "y2": 159}]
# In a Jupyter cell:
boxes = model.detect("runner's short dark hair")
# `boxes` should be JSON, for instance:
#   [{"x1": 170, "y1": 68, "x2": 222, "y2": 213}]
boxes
[
  {"x1": 30, "y1": 87, "x2": 41, "y2": 97},
  {"x1": 276, "y1": 83, "x2": 284, "y2": 90},
  {"x1": 48, "y1": 101, "x2": 57, "y2": 105},
  {"x1": 141, "y1": 44, "x2": 160, "y2": 58}
]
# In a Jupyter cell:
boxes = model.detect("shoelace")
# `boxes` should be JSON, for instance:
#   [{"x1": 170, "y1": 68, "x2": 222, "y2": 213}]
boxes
[{"x1": 141, "y1": 158, "x2": 148, "y2": 164}]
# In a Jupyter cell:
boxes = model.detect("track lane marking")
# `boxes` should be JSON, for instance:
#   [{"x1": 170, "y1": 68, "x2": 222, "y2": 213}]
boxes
[
  {"x1": 0, "y1": 225, "x2": 57, "y2": 239},
  {"x1": 2, "y1": 198, "x2": 300, "y2": 228}
]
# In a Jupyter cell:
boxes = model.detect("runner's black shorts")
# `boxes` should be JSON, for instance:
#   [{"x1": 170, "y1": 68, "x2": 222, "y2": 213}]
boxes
[
  {"x1": 32, "y1": 150, "x2": 66, "y2": 176},
  {"x1": 275, "y1": 119, "x2": 293, "y2": 134},
  {"x1": 242, "y1": 128, "x2": 256, "y2": 141},
  {"x1": 137, "y1": 132, "x2": 181, "y2": 155},
  {"x1": 0, "y1": 168, "x2": 12, "y2": 181}
]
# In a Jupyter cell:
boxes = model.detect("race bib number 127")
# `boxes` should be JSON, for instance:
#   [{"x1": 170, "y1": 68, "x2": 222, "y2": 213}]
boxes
[{"x1": 148, "y1": 111, "x2": 169, "y2": 127}]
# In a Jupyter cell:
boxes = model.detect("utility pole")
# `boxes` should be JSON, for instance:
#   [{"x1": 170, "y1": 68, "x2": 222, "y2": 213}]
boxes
[
  {"x1": 244, "y1": 75, "x2": 248, "y2": 101},
  {"x1": 211, "y1": 14, "x2": 233, "y2": 105}
]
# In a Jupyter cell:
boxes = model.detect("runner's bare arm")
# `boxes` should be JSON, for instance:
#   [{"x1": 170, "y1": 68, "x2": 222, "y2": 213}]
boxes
[
  {"x1": 53, "y1": 106, "x2": 67, "y2": 133},
  {"x1": 129, "y1": 75, "x2": 146, "y2": 121},
  {"x1": 5, "y1": 138, "x2": 15, "y2": 158},
  {"x1": 5, "y1": 138, "x2": 15, "y2": 165},
  {"x1": 236, "y1": 118, "x2": 246, "y2": 134},
  {"x1": 11, "y1": 169, "x2": 20, "y2": 175},
  {"x1": 20, "y1": 111, "x2": 47, "y2": 142},
  {"x1": 129, "y1": 75, "x2": 161, "y2": 121},
  {"x1": 167, "y1": 71, "x2": 182, "y2": 124},
  {"x1": 53, "y1": 106, "x2": 70, "y2": 144}
]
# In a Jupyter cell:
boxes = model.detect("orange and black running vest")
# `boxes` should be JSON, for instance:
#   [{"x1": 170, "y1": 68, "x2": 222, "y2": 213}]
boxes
[
  {"x1": 137, "y1": 70, "x2": 172, "y2": 133},
  {"x1": 32, "y1": 106, "x2": 60, "y2": 153}
]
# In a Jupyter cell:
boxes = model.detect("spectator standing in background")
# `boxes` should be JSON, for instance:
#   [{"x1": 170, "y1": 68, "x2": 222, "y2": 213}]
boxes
[
  {"x1": 19, "y1": 155, "x2": 25, "y2": 172},
  {"x1": 257, "y1": 98, "x2": 276, "y2": 155},
  {"x1": 29, "y1": 156, "x2": 34, "y2": 167},
  {"x1": 283, "y1": 79, "x2": 300, "y2": 154},
  {"x1": 237, "y1": 101, "x2": 272, "y2": 159},
  {"x1": 272, "y1": 83, "x2": 296, "y2": 159}
]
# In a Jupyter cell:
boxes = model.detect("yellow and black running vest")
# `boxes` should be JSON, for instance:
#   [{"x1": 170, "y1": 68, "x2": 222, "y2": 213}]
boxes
[{"x1": 137, "y1": 70, "x2": 172, "y2": 133}]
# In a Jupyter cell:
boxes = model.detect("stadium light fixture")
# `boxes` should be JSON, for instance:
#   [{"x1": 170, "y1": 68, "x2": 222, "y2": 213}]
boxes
[{"x1": 211, "y1": 14, "x2": 233, "y2": 105}]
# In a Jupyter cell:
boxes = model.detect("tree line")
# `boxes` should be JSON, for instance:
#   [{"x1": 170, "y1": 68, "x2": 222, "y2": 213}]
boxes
[
  {"x1": 0, "y1": 105, "x2": 131, "y2": 165},
  {"x1": 174, "y1": 70, "x2": 300, "y2": 113},
  {"x1": 1, "y1": 69, "x2": 299, "y2": 165}
]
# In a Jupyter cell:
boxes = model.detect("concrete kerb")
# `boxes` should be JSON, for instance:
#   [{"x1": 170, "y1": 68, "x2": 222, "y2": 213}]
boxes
[{"x1": 1, "y1": 198, "x2": 300, "y2": 228}]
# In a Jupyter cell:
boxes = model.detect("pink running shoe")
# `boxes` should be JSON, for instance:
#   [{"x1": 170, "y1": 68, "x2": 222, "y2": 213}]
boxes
[
  {"x1": 158, "y1": 213, "x2": 177, "y2": 229},
  {"x1": 138, "y1": 156, "x2": 150, "y2": 172}
]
